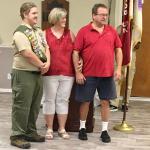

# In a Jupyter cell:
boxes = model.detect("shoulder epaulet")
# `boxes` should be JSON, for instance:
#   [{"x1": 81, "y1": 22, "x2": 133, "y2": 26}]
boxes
[
  {"x1": 14, "y1": 25, "x2": 31, "y2": 34},
  {"x1": 33, "y1": 25, "x2": 41, "y2": 31}
]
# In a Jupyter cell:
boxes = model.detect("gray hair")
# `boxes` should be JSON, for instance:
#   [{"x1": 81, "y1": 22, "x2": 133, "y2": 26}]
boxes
[{"x1": 48, "y1": 8, "x2": 67, "y2": 26}]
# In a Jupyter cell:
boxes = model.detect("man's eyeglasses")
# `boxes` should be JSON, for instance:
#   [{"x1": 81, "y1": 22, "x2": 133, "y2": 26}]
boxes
[{"x1": 96, "y1": 14, "x2": 108, "y2": 17}]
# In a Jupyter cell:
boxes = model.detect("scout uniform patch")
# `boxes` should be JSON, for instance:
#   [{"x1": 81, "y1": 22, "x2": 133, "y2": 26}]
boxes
[{"x1": 14, "y1": 25, "x2": 47, "y2": 63}]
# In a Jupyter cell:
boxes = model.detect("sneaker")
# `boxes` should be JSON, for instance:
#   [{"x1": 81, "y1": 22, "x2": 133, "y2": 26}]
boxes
[
  {"x1": 25, "y1": 133, "x2": 45, "y2": 142},
  {"x1": 121, "y1": 105, "x2": 128, "y2": 112},
  {"x1": 78, "y1": 128, "x2": 88, "y2": 140},
  {"x1": 10, "y1": 135, "x2": 31, "y2": 149},
  {"x1": 100, "y1": 130, "x2": 111, "y2": 143},
  {"x1": 110, "y1": 105, "x2": 118, "y2": 112}
]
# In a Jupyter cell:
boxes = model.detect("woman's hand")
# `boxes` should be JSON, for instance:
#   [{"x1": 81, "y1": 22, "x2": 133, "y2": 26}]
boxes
[{"x1": 76, "y1": 72, "x2": 86, "y2": 84}]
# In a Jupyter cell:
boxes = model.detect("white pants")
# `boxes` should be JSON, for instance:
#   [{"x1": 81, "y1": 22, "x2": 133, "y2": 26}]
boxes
[{"x1": 42, "y1": 75, "x2": 74, "y2": 115}]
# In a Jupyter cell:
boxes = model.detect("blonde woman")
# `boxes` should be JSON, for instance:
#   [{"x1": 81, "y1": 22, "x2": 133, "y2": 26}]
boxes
[{"x1": 43, "y1": 8, "x2": 76, "y2": 140}]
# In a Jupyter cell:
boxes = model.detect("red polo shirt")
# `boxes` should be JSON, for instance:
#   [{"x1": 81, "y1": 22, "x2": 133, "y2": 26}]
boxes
[
  {"x1": 74, "y1": 23, "x2": 122, "y2": 77},
  {"x1": 44, "y1": 28, "x2": 74, "y2": 76}
]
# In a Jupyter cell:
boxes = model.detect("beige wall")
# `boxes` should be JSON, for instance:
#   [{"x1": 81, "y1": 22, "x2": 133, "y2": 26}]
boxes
[
  {"x1": 0, "y1": 0, "x2": 108, "y2": 45},
  {"x1": 109, "y1": 0, "x2": 123, "y2": 28},
  {"x1": 0, "y1": 0, "x2": 41, "y2": 45},
  {"x1": 69, "y1": 0, "x2": 108, "y2": 34}
]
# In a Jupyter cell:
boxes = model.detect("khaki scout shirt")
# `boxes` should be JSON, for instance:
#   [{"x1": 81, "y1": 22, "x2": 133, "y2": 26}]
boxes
[{"x1": 12, "y1": 23, "x2": 48, "y2": 71}]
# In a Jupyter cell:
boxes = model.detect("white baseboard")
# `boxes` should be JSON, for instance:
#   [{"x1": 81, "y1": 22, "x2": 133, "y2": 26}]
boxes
[
  {"x1": 0, "y1": 88, "x2": 12, "y2": 93},
  {"x1": 0, "y1": 45, "x2": 13, "y2": 48},
  {"x1": 0, "y1": 89, "x2": 150, "y2": 102},
  {"x1": 118, "y1": 96, "x2": 150, "y2": 102},
  {"x1": 130, "y1": 97, "x2": 150, "y2": 102}
]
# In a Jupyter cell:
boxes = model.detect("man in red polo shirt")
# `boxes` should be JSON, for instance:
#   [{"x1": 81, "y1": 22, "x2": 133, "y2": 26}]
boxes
[{"x1": 73, "y1": 3, "x2": 123, "y2": 143}]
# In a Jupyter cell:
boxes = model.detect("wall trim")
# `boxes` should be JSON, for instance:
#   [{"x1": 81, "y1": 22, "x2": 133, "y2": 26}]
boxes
[
  {"x1": 119, "y1": 96, "x2": 150, "y2": 102},
  {"x1": 0, "y1": 88, "x2": 12, "y2": 93},
  {"x1": 130, "y1": 97, "x2": 150, "y2": 102},
  {"x1": 0, "y1": 45, "x2": 13, "y2": 48},
  {"x1": 0, "y1": 89, "x2": 150, "y2": 102}
]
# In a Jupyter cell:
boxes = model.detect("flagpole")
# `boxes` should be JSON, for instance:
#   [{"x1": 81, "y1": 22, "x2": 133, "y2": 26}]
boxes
[
  {"x1": 122, "y1": 65, "x2": 129, "y2": 122},
  {"x1": 113, "y1": 0, "x2": 135, "y2": 132},
  {"x1": 113, "y1": 64, "x2": 134, "y2": 132}
]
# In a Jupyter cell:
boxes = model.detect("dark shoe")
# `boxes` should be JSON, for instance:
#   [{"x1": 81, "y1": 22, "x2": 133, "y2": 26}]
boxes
[
  {"x1": 10, "y1": 135, "x2": 31, "y2": 149},
  {"x1": 78, "y1": 128, "x2": 88, "y2": 140},
  {"x1": 110, "y1": 105, "x2": 118, "y2": 112},
  {"x1": 121, "y1": 105, "x2": 128, "y2": 112},
  {"x1": 100, "y1": 130, "x2": 111, "y2": 143},
  {"x1": 40, "y1": 104, "x2": 43, "y2": 108},
  {"x1": 25, "y1": 134, "x2": 45, "y2": 142}
]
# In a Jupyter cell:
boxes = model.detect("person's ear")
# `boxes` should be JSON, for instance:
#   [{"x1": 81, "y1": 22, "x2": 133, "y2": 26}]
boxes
[{"x1": 23, "y1": 12, "x2": 28, "y2": 19}]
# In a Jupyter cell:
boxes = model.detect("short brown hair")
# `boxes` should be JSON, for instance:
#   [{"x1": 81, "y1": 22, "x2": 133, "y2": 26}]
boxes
[
  {"x1": 20, "y1": 2, "x2": 37, "y2": 19},
  {"x1": 92, "y1": 3, "x2": 108, "y2": 15}
]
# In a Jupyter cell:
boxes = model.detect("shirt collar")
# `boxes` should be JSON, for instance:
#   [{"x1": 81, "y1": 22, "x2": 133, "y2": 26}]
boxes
[
  {"x1": 21, "y1": 22, "x2": 38, "y2": 30},
  {"x1": 88, "y1": 22, "x2": 110, "y2": 33}
]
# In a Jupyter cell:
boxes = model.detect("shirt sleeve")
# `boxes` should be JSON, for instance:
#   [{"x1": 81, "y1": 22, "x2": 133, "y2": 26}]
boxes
[
  {"x1": 74, "y1": 29, "x2": 84, "y2": 52},
  {"x1": 13, "y1": 32, "x2": 31, "y2": 51}
]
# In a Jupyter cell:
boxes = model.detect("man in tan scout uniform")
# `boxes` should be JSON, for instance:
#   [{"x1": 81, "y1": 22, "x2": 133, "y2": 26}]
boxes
[{"x1": 10, "y1": 2, "x2": 50, "y2": 149}]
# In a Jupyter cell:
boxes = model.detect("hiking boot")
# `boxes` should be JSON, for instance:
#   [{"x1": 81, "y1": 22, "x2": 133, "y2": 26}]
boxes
[
  {"x1": 78, "y1": 128, "x2": 88, "y2": 140},
  {"x1": 10, "y1": 135, "x2": 31, "y2": 149},
  {"x1": 25, "y1": 134, "x2": 45, "y2": 142},
  {"x1": 100, "y1": 130, "x2": 111, "y2": 143}
]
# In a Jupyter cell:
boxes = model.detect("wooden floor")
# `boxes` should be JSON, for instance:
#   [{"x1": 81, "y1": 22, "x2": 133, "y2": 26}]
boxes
[{"x1": 0, "y1": 93, "x2": 150, "y2": 150}]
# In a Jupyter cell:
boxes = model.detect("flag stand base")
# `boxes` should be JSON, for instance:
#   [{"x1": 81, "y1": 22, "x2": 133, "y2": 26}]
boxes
[{"x1": 113, "y1": 121, "x2": 134, "y2": 132}]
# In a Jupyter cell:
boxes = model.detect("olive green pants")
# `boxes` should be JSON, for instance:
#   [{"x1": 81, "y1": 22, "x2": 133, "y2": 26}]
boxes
[{"x1": 11, "y1": 69, "x2": 43, "y2": 137}]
